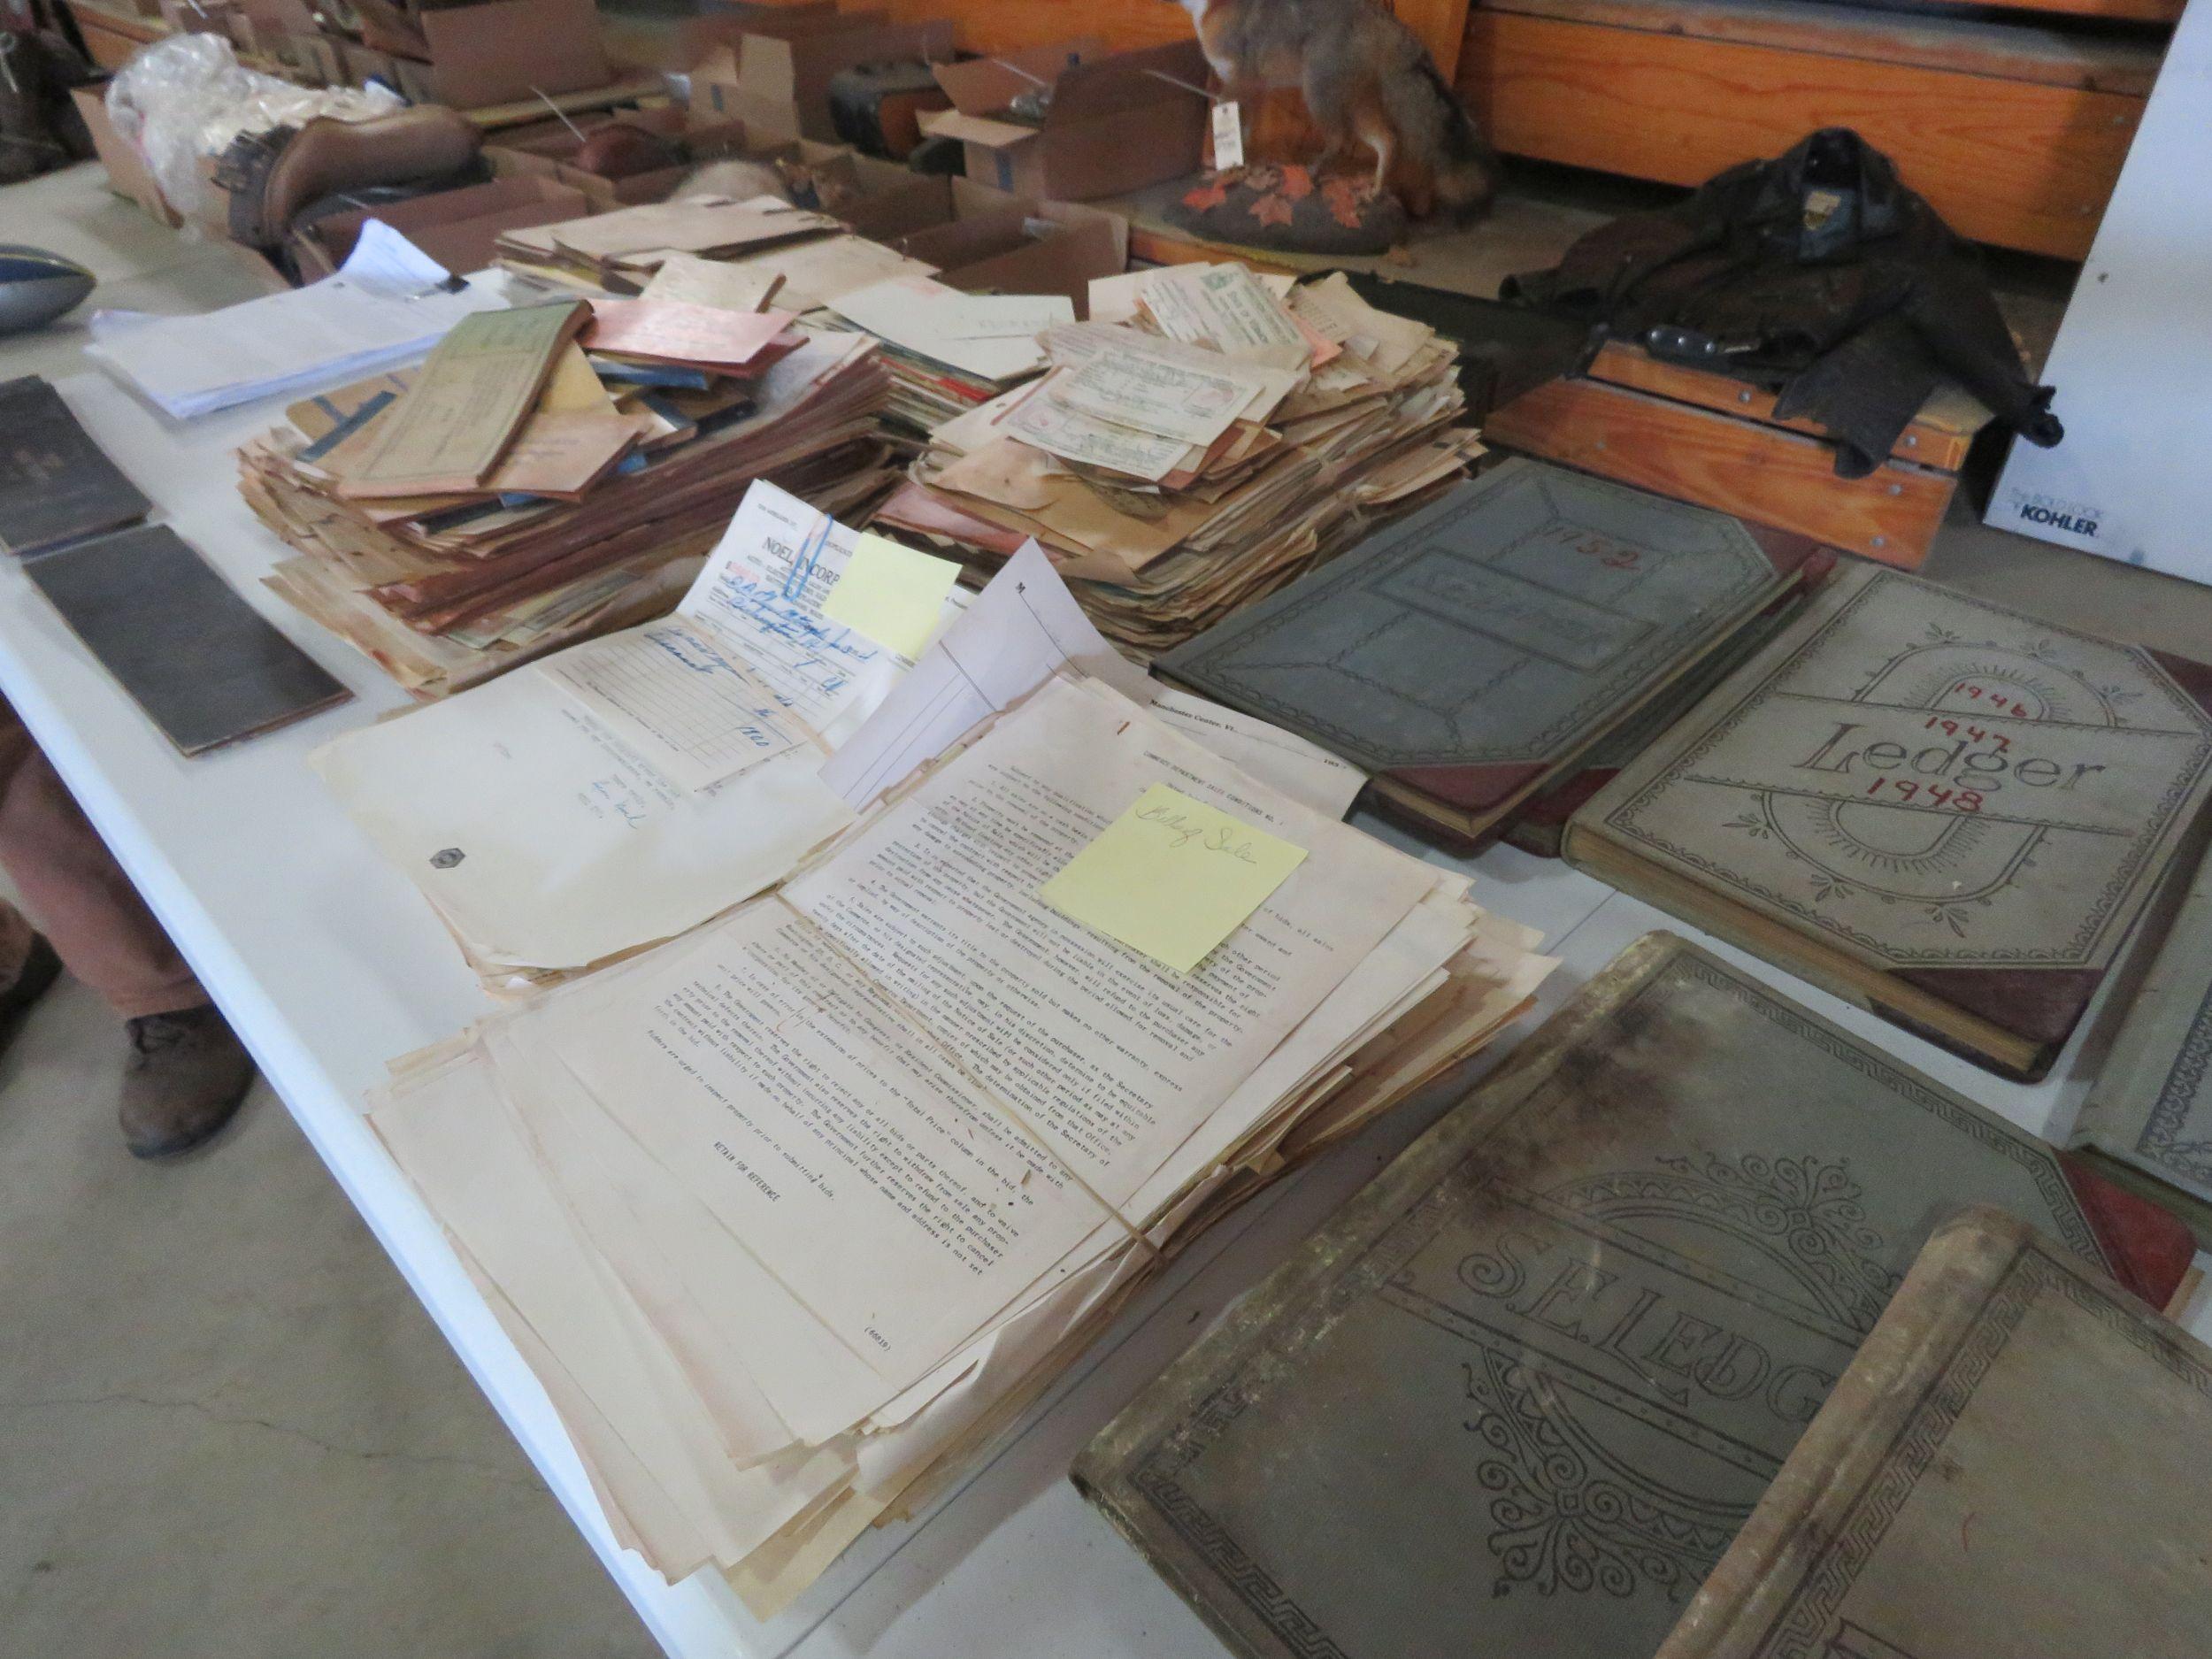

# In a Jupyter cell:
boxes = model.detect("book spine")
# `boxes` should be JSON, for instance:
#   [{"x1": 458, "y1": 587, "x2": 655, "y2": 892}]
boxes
[{"x1": 1651, "y1": 1210, "x2": 2030, "y2": 1659}]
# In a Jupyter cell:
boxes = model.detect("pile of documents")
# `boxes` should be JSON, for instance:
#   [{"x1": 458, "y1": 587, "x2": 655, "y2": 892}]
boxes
[
  {"x1": 824, "y1": 273, "x2": 1071, "y2": 431},
  {"x1": 366, "y1": 655, "x2": 1555, "y2": 1610},
  {"x1": 312, "y1": 480, "x2": 972, "y2": 992},
  {"x1": 493, "y1": 194, "x2": 844, "y2": 295},
  {"x1": 313, "y1": 478, "x2": 1367, "y2": 994},
  {"x1": 240, "y1": 293, "x2": 895, "y2": 698},
  {"x1": 875, "y1": 265, "x2": 1484, "y2": 652}
]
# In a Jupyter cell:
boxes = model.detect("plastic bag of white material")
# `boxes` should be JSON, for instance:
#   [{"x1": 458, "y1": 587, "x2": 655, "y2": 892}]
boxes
[{"x1": 105, "y1": 34, "x2": 403, "y2": 225}]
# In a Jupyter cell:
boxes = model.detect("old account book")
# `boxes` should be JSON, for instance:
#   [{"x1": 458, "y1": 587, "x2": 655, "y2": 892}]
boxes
[
  {"x1": 1074, "y1": 934, "x2": 2192, "y2": 1659},
  {"x1": 1156, "y1": 457, "x2": 1826, "y2": 849},
  {"x1": 1655, "y1": 1208, "x2": 2212, "y2": 1659},
  {"x1": 1564, "y1": 563, "x2": 2212, "y2": 1079},
  {"x1": 2070, "y1": 845, "x2": 2212, "y2": 1242}
]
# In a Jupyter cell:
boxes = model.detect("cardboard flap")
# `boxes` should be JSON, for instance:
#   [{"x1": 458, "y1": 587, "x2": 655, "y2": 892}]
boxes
[
  {"x1": 735, "y1": 34, "x2": 797, "y2": 101},
  {"x1": 895, "y1": 204, "x2": 1036, "y2": 271},
  {"x1": 918, "y1": 110, "x2": 1039, "y2": 150},
  {"x1": 932, "y1": 40, "x2": 1105, "y2": 116},
  {"x1": 1048, "y1": 40, "x2": 1210, "y2": 125}
]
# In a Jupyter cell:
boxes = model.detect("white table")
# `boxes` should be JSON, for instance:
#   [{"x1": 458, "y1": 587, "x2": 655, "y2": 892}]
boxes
[{"x1": 8, "y1": 367, "x2": 2204, "y2": 1659}]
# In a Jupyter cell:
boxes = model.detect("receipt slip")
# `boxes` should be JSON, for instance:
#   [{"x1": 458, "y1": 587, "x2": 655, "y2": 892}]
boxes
[
  {"x1": 1041, "y1": 781, "x2": 1308, "y2": 973},
  {"x1": 1054, "y1": 349, "x2": 1250, "y2": 449}
]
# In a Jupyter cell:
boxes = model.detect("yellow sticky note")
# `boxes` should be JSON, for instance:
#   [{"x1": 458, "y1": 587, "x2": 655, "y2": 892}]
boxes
[
  {"x1": 1040, "y1": 783, "x2": 1308, "y2": 974},
  {"x1": 820, "y1": 533, "x2": 961, "y2": 658}
]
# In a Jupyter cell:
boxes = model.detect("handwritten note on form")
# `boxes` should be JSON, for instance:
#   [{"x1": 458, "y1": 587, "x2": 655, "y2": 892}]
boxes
[{"x1": 1041, "y1": 782, "x2": 1308, "y2": 972}]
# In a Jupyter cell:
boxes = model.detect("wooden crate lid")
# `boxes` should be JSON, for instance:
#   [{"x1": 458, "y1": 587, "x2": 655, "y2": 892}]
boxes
[
  {"x1": 1477, "y1": 0, "x2": 2168, "y2": 93},
  {"x1": 1587, "y1": 341, "x2": 1993, "y2": 472}
]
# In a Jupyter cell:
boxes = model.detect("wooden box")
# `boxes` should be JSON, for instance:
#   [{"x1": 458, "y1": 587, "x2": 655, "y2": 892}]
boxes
[{"x1": 1483, "y1": 341, "x2": 1992, "y2": 567}]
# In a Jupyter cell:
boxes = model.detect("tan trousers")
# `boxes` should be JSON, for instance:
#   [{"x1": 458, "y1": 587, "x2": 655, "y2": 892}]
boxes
[{"x1": 0, "y1": 704, "x2": 205, "y2": 1019}]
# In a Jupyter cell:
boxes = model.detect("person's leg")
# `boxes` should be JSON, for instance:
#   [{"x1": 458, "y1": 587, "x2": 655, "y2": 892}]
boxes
[{"x1": 0, "y1": 705, "x2": 254, "y2": 1156}]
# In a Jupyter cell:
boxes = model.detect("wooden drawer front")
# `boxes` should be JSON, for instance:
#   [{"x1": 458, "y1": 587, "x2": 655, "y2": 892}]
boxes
[{"x1": 1461, "y1": 11, "x2": 2142, "y2": 258}]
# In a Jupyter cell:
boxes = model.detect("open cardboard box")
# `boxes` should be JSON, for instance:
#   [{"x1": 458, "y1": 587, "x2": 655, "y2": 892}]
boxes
[
  {"x1": 687, "y1": 5, "x2": 953, "y2": 144},
  {"x1": 921, "y1": 40, "x2": 1210, "y2": 200},
  {"x1": 728, "y1": 134, "x2": 949, "y2": 241},
  {"x1": 398, "y1": 0, "x2": 611, "y2": 111},
  {"x1": 268, "y1": 30, "x2": 346, "y2": 88},
  {"x1": 887, "y1": 177, "x2": 1128, "y2": 309},
  {"x1": 290, "y1": 176, "x2": 594, "y2": 281},
  {"x1": 71, "y1": 84, "x2": 180, "y2": 228},
  {"x1": 486, "y1": 109, "x2": 749, "y2": 209}
]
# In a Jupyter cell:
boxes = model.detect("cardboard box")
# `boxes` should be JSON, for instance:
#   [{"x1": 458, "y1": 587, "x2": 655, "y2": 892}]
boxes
[
  {"x1": 736, "y1": 135, "x2": 948, "y2": 241},
  {"x1": 155, "y1": 0, "x2": 238, "y2": 37},
  {"x1": 414, "y1": 0, "x2": 611, "y2": 111},
  {"x1": 271, "y1": 30, "x2": 347, "y2": 88},
  {"x1": 921, "y1": 40, "x2": 1210, "y2": 200},
  {"x1": 687, "y1": 7, "x2": 953, "y2": 145},
  {"x1": 71, "y1": 84, "x2": 180, "y2": 228},
  {"x1": 486, "y1": 110, "x2": 750, "y2": 211},
  {"x1": 290, "y1": 176, "x2": 594, "y2": 281},
  {"x1": 887, "y1": 177, "x2": 1128, "y2": 307}
]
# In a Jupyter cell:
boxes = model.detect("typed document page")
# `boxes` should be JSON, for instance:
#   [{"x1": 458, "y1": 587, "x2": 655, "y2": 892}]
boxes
[
  {"x1": 787, "y1": 677, "x2": 1433, "y2": 1210},
  {"x1": 541, "y1": 898, "x2": 1114, "y2": 1382}
]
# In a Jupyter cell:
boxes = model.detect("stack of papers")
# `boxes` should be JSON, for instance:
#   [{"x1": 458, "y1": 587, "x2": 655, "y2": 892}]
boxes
[
  {"x1": 641, "y1": 239, "x2": 938, "y2": 318},
  {"x1": 494, "y1": 195, "x2": 842, "y2": 295},
  {"x1": 240, "y1": 313, "x2": 895, "y2": 699},
  {"x1": 824, "y1": 273, "x2": 1068, "y2": 432},
  {"x1": 88, "y1": 223, "x2": 509, "y2": 420},
  {"x1": 311, "y1": 480, "x2": 969, "y2": 993},
  {"x1": 313, "y1": 480, "x2": 1366, "y2": 992},
  {"x1": 366, "y1": 660, "x2": 1555, "y2": 1611},
  {"x1": 875, "y1": 268, "x2": 1485, "y2": 652}
]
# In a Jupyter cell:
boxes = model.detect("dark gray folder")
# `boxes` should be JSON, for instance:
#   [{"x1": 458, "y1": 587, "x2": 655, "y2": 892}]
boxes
[
  {"x1": 25, "y1": 526, "x2": 350, "y2": 756},
  {"x1": 0, "y1": 375, "x2": 151, "y2": 557}
]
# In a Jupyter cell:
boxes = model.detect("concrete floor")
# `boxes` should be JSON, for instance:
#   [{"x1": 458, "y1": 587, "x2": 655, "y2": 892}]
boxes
[
  {"x1": 0, "y1": 167, "x2": 657, "y2": 1659},
  {"x1": 2, "y1": 150, "x2": 2209, "y2": 1659}
]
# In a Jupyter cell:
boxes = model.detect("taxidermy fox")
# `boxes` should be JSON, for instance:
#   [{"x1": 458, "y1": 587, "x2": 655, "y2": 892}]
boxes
[{"x1": 1176, "y1": 0, "x2": 1501, "y2": 217}]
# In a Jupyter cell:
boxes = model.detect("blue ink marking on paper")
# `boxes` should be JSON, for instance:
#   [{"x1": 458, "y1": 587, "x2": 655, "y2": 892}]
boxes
[
  {"x1": 296, "y1": 389, "x2": 394, "y2": 464},
  {"x1": 780, "y1": 513, "x2": 836, "y2": 602}
]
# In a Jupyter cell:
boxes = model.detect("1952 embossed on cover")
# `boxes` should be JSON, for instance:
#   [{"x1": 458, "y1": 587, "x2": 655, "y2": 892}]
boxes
[
  {"x1": 1073, "y1": 935, "x2": 2191, "y2": 1659},
  {"x1": 1157, "y1": 459, "x2": 1822, "y2": 842}
]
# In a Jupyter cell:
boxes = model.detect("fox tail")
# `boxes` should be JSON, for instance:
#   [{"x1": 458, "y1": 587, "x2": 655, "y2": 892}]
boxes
[{"x1": 1390, "y1": 57, "x2": 1501, "y2": 219}]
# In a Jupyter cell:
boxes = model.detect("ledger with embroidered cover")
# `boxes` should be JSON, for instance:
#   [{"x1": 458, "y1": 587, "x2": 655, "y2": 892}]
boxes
[{"x1": 1563, "y1": 563, "x2": 2212, "y2": 1079}]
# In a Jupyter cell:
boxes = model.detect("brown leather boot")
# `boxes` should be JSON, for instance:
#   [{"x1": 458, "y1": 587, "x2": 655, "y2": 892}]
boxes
[
  {"x1": 0, "y1": 932, "x2": 61, "y2": 1053},
  {"x1": 119, "y1": 1005, "x2": 256, "y2": 1160}
]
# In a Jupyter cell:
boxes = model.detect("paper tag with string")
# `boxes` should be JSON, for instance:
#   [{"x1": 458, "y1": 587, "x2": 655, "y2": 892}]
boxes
[{"x1": 1210, "y1": 101, "x2": 1246, "y2": 171}]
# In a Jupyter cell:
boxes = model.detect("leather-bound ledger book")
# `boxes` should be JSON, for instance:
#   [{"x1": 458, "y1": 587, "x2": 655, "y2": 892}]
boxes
[
  {"x1": 24, "y1": 526, "x2": 349, "y2": 756},
  {"x1": 1563, "y1": 564, "x2": 2212, "y2": 1080},
  {"x1": 1504, "y1": 569, "x2": 1830, "y2": 857},
  {"x1": 0, "y1": 375, "x2": 150, "y2": 557},
  {"x1": 1654, "y1": 1207, "x2": 2212, "y2": 1659},
  {"x1": 1074, "y1": 935, "x2": 2191, "y2": 1659},
  {"x1": 2070, "y1": 846, "x2": 2212, "y2": 1243},
  {"x1": 1156, "y1": 459, "x2": 1830, "y2": 852}
]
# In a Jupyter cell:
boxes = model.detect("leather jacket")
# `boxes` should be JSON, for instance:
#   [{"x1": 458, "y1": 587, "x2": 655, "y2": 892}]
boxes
[{"x1": 1503, "y1": 129, "x2": 2063, "y2": 479}]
